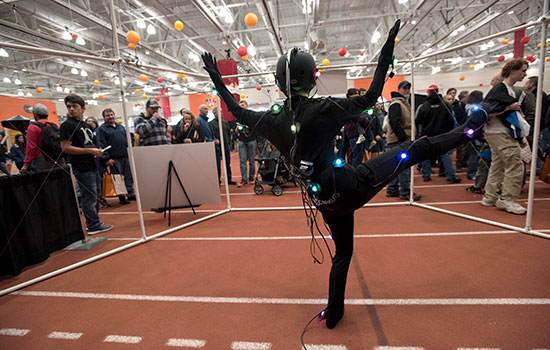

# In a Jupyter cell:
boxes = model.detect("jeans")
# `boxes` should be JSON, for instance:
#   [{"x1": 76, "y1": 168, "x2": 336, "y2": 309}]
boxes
[
  {"x1": 537, "y1": 128, "x2": 550, "y2": 174},
  {"x1": 465, "y1": 142, "x2": 479, "y2": 179},
  {"x1": 421, "y1": 150, "x2": 455, "y2": 179},
  {"x1": 386, "y1": 142, "x2": 410, "y2": 195},
  {"x1": 73, "y1": 169, "x2": 102, "y2": 230},
  {"x1": 238, "y1": 140, "x2": 257, "y2": 182},
  {"x1": 0, "y1": 162, "x2": 10, "y2": 175},
  {"x1": 113, "y1": 157, "x2": 135, "y2": 196}
]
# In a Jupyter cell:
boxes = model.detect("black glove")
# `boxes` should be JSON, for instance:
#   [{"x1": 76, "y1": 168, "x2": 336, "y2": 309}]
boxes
[
  {"x1": 201, "y1": 52, "x2": 221, "y2": 78},
  {"x1": 379, "y1": 19, "x2": 401, "y2": 65}
]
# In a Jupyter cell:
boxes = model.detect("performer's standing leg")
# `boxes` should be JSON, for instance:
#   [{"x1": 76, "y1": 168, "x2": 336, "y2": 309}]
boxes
[{"x1": 322, "y1": 212, "x2": 354, "y2": 329}]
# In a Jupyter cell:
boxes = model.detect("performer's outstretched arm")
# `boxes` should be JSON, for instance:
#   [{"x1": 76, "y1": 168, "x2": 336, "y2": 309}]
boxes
[{"x1": 335, "y1": 20, "x2": 401, "y2": 116}]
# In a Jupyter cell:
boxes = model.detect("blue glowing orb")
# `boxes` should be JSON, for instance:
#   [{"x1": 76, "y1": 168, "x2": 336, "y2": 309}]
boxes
[
  {"x1": 399, "y1": 151, "x2": 409, "y2": 160},
  {"x1": 333, "y1": 158, "x2": 345, "y2": 168}
]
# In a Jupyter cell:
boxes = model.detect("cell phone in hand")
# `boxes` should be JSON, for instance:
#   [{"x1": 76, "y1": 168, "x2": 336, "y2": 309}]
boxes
[{"x1": 102, "y1": 145, "x2": 112, "y2": 152}]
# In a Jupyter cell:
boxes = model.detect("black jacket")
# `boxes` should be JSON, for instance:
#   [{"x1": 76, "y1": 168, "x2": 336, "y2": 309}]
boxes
[{"x1": 416, "y1": 94, "x2": 455, "y2": 137}]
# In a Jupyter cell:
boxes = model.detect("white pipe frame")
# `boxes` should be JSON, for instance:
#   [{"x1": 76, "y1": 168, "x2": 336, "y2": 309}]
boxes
[{"x1": 2, "y1": 13, "x2": 550, "y2": 297}]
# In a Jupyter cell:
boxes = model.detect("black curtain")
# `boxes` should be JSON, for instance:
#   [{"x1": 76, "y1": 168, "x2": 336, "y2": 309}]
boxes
[{"x1": 0, "y1": 167, "x2": 84, "y2": 276}]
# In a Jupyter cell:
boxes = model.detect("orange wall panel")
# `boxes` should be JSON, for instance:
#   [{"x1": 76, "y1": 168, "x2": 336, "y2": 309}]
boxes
[
  {"x1": 188, "y1": 94, "x2": 217, "y2": 116},
  {"x1": 354, "y1": 75, "x2": 404, "y2": 102},
  {"x1": 0, "y1": 96, "x2": 59, "y2": 123}
]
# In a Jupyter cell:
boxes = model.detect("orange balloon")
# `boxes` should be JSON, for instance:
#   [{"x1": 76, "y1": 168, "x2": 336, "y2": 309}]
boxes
[
  {"x1": 184, "y1": 78, "x2": 188, "y2": 82},
  {"x1": 394, "y1": 37, "x2": 400, "y2": 44},
  {"x1": 242, "y1": 55, "x2": 248, "y2": 61},
  {"x1": 139, "y1": 74, "x2": 148, "y2": 82},
  {"x1": 36, "y1": 87, "x2": 42, "y2": 93},
  {"x1": 128, "y1": 43, "x2": 136, "y2": 50},
  {"x1": 98, "y1": 95, "x2": 105, "y2": 100},
  {"x1": 459, "y1": 75, "x2": 465, "y2": 81},
  {"x1": 245, "y1": 13, "x2": 258, "y2": 27},
  {"x1": 178, "y1": 73, "x2": 185, "y2": 78},
  {"x1": 502, "y1": 39, "x2": 509, "y2": 45},
  {"x1": 546, "y1": 57, "x2": 550, "y2": 62},
  {"x1": 126, "y1": 30, "x2": 140, "y2": 44}
]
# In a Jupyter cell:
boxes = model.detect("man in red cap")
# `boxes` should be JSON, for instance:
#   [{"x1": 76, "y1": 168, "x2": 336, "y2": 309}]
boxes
[{"x1": 416, "y1": 84, "x2": 461, "y2": 183}]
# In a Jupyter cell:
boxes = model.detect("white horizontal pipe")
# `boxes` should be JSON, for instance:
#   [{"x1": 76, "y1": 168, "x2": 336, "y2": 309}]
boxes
[
  {"x1": 412, "y1": 202, "x2": 550, "y2": 239},
  {"x1": 0, "y1": 41, "x2": 117, "y2": 64},
  {"x1": 230, "y1": 201, "x2": 410, "y2": 212},
  {"x1": 145, "y1": 209, "x2": 230, "y2": 241}
]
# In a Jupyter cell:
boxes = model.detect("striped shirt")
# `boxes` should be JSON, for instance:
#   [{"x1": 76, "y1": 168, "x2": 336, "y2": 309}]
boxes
[{"x1": 134, "y1": 113, "x2": 171, "y2": 146}]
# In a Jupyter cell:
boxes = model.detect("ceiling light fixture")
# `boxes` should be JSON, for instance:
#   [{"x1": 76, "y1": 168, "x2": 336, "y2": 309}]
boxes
[
  {"x1": 147, "y1": 24, "x2": 156, "y2": 35},
  {"x1": 14, "y1": 78, "x2": 22, "y2": 85},
  {"x1": 71, "y1": 68, "x2": 79, "y2": 75},
  {"x1": 137, "y1": 19, "x2": 146, "y2": 28},
  {"x1": 371, "y1": 31, "x2": 381, "y2": 44},
  {"x1": 80, "y1": 70, "x2": 88, "y2": 77},
  {"x1": 3, "y1": 77, "x2": 11, "y2": 83},
  {"x1": 75, "y1": 36, "x2": 86, "y2": 45},
  {"x1": 62, "y1": 31, "x2": 72, "y2": 41},
  {"x1": 0, "y1": 48, "x2": 8, "y2": 57}
]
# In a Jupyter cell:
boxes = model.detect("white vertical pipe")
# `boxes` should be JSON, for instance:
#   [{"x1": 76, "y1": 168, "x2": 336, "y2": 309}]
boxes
[
  {"x1": 525, "y1": 9, "x2": 549, "y2": 231},
  {"x1": 216, "y1": 96, "x2": 232, "y2": 209},
  {"x1": 409, "y1": 62, "x2": 416, "y2": 203},
  {"x1": 108, "y1": 0, "x2": 147, "y2": 239}
]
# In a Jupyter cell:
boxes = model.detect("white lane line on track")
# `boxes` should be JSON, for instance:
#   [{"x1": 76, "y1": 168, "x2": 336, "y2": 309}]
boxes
[
  {"x1": 231, "y1": 341, "x2": 271, "y2": 349},
  {"x1": 374, "y1": 347, "x2": 424, "y2": 350},
  {"x1": 457, "y1": 348, "x2": 502, "y2": 350},
  {"x1": 166, "y1": 338, "x2": 206, "y2": 348},
  {"x1": 11, "y1": 291, "x2": 550, "y2": 306},
  {"x1": 48, "y1": 331, "x2": 83, "y2": 340},
  {"x1": 0, "y1": 328, "x2": 30, "y2": 336},
  {"x1": 304, "y1": 345, "x2": 348, "y2": 350},
  {"x1": 107, "y1": 229, "x2": 550, "y2": 241},
  {"x1": 104, "y1": 335, "x2": 142, "y2": 344}
]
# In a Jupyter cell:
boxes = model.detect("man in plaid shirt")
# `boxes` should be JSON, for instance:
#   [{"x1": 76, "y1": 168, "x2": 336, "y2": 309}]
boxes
[{"x1": 135, "y1": 99, "x2": 171, "y2": 146}]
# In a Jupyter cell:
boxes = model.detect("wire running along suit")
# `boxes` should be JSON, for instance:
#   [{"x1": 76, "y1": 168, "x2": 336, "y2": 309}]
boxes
[{"x1": 202, "y1": 20, "x2": 487, "y2": 328}]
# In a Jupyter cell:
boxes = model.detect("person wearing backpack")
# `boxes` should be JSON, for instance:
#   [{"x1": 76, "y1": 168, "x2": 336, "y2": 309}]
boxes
[
  {"x1": 60, "y1": 94, "x2": 113, "y2": 235},
  {"x1": 21, "y1": 103, "x2": 65, "y2": 172}
]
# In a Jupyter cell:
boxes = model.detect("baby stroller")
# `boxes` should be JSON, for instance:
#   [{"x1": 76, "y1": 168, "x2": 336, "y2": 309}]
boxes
[{"x1": 253, "y1": 148, "x2": 294, "y2": 196}]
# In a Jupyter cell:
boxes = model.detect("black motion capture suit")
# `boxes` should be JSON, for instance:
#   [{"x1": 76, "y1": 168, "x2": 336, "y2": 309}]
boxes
[{"x1": 202, "y1": 20, "x2": 488, "y2": 329}]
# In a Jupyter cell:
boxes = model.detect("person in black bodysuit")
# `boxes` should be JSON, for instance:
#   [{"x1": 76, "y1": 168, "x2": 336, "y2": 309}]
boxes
[{"x1": 202, "y1": 19, "x2": 488, "y2": 329}]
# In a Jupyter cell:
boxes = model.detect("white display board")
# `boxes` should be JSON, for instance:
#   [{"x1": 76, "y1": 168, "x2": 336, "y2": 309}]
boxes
[{"x1": 133, "y1": 143, "x2": 220, "y2": 209}]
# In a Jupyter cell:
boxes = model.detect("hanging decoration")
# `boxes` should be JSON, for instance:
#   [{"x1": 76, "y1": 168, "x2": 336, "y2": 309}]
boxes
[
  {"x1": 497, "y1": 55, "x2": 505, "y2": 62},
  {"x1": 322, "y1": 58, "x2": 330, "y2": 66},
  {"x1": 520, "y1": 36, "x2": 530, "y2": 45},
  {"x1": 136, "y1": 89, "x2": 140, "y2": 93},
  {"x1": 240, "y1": 93, "x2": 246, "y2": 99},
  {"x1": 242, "y1": 55, "x2": 248, "y2": 61},
  {"x1": 394, "y1": 37, "x2": 400, "y2": 44},
  {"x1": 174, "y1": 21, "x2": 184, "y2": 31},
  {"x1": 502, "y1": 39, "x2": 509, "y2": 45},
  {"x1": 128, "y1": 43, "x2": 136, "y2": 50},
  {"x1": 178, "y1": 73, "x2": 185, "y2": 78},
  {"x1": 338, "y1": 48, "x2": 347, "y2": 56},
  {"x1": 256, "y1": 85, "x2": 261, "y2": 90},
  {"x1": 139, "y1": 74, "x2": 148, "y2": 82},
  {"x1": 126, "y1": 30, "x2": 140, "y2": 45},
  {"x1": 94, "y1": 80, "x2": 100, "y2": 85},
  {"x1": 36, "y1": 87, "x2": 42, "y2": 93},
  {"x1": 98, "y1": 95, "x2": 105, "y2": 100},
  {"x1": 157, "y1": 77, "x2": 163, "y2": 83},
  {"x1": 469, "y1": 64, "x2": 475, "y2": 69},
  {"x1": 142, "y1": 93, "x2": 147, "y2": 98},
  {"x1": 155, "y1": 96, "x2": 161, "y2": 101},
  {"x1": 459, "y1": 75, "x2": 465, "y2": 81},
  {"x1": 237, "y1": 46, "x2": 247, "y2": 57},
  {"x1": 245, "y1": 13, "x2": 258, "y2": 27}
]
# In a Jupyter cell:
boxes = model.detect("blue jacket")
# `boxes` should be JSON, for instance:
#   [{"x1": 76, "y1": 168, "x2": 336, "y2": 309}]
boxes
[{"x1": 97, "y1": 122, "x2": 130, "y2": 159}]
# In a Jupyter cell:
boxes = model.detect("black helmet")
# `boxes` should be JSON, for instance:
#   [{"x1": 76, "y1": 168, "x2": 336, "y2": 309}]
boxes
[{"x1": 275, "y1": 48, "x2": 318, "y2": 96}]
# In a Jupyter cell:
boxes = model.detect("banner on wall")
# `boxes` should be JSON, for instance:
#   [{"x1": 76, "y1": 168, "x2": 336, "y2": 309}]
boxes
[{"x1": 160, "y1": 88, "x2": 171, "y2": 119}]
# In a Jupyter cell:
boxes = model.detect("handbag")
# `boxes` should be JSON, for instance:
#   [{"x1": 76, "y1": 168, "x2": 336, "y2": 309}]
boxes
[
  {"x1": 540, "y1": 155, "x2": 550, "y2": 184},
  {"x1": 101, "y1": 173, "x2": 117, "y2": 197},
  {"x1": 520, "y1": 142, "x2": 532, "y2": 164}
]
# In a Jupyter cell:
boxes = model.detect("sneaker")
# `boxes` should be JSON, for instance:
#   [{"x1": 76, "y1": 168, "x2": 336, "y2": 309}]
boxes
[
  {"x1": 88, "y1": 224, "x2": 113, "y2": 235},
  {"x1": 423, "y1": 177, "x2": 432, "y2": 182},
  {"x1": 481, "y1": 196, "x2": 497, "y2": 207},
  {"x1": 466, "y1": 186, "x2": 482, "y2": 194},
  {"x1": 496, "y1": 199, "x2": 527, "y2": 215},
  {"x1": 127, "y1": 195, "x2": 136, "y2": 201},
  {"x1": 399, "y1": 193, "x2": 422, "y2": 201},
  {"x1": 356, "y1": 134, "x2": 366, "y2": 144},
  {"x1": 227, "y1": 180, "x2": 237, "y2": 185},
  {"x1": 386, "y1": 190, "x2": 400, "y2": 197},
  {"x1": 249, "y1": 179, "x2": 255, "y2": 184},
  {"x1": 237, "y1": 181, "x2": 246, "y2": 188},
  {"x1": 447, "y1": 176, "x2": 462, "y2": 183},
  {"x1": 119, "y1": 196, "x2": 130, "y2": 205}
]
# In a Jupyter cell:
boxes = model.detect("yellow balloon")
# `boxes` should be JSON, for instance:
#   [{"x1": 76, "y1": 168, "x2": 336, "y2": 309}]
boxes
[
  {"x1": 135, "y1": 89, "x2": 140, "y2": 93},
  {"x1": 244, "y1": 13, "x2": 258, "y2": 27},
  {"x1": 174, "y1": 110, "x2": 179, "y2": 114},
  {"x1": 94, "y1": 80, "x2": 100, "y2": 85},
  {"x1": 178, "y1": 73, "x2": 185, "y2": 78},
  {"x1": 174, "y1": 21, "x2": 184, "y2": 31},
  {"x1": 126, "y1": 30, "x2": 140, "y2": 44},
  {"x1": 322, "y1": 58, "x2": 330, "y2": 66},
  {"x1": 469, "y1": 64, "x2": 475, "y2": 69},
  {"x1": 116, "y1": 119, "x2": 122, "y2": 123},
  {"x1": 142, "y1": 94, "x2": 147, "y2": 98},
  {"x1": 240, "y1": 93, "x2": 246, "y2": 99}
]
